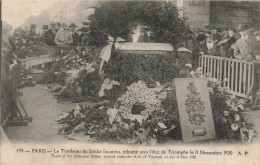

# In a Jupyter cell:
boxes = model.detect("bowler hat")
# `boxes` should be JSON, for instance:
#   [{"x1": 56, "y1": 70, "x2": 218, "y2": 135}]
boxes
[
  {"x1": 50, "y1": 22, "x2": 56, "y2": 26},
  {"x1": 196, "y1": 34, "x2": 206, "y2": 42},
  {"x1": 69, "y1": 23, "x2": 77, "y2": 28},
  {"x1": 30, "y1": 24, "x2": 37, "y2": 28},
  {"x1": 42, "y1": 25, "x2": 49, "y2": 30},
  {"x1": 209, "y1": 25, "x2": 217, "y2": 30},
  {"x1": 253, "y1": 31, "x2": 260, "y2": 36},
  {"x1": 56, "y1": 22, "x2": 61, "y2": 27},
  {"x1": 237, "y1": 24, "x2": 249, "y2": 32}
]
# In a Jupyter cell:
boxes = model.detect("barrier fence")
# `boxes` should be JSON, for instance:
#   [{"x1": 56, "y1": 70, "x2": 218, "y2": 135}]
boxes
[{"x1": 199, "y1": 55, "x2": 255, "y2": 99}]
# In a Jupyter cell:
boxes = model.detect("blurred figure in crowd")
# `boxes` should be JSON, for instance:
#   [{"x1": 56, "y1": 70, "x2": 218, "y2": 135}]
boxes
[
  {"x1": 69, "y1": 23, "x2": 80, "y2": 46},
  {"x1": 218, "y1": 28, "x2": 237, "y2": 58},
  {"x1": 44, "y1": 22, "x2": 57, "y2": 46},
  {"x1": 220, "y1": 27, "x2": 228, "y2": 36},
  {"x1": 55, "y1": 22, "x2": 61, "y2": 32},
  {"x1": 30, "y1": 24, "x2": 37, "y2": 35},
  {"x1": 253, "y1": 31, "x2": 260, "y2": 55},
  {"x1": 54, "y1": 23, "x2": 73, "y2": 46},
  {"x1": 1, "y1": 21, "x2": 16, "y2": 64},
  {"x1": 192, "y1": 34, "x2": 208, "y2": 70},
  {"x1": 42, "y1": 25, "x2": 49, "y2": 34},
  {"x1": 210, "y1": 25, "x2": 222, "y2": 56},
  {"x1": 234, "y1": 24, "x2": 258, "y2": 60}
]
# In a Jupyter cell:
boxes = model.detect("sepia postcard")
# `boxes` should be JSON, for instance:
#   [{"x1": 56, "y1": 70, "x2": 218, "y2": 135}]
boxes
[{"x1": 1, "y1": 0, "x2": 260, "y2": 164}]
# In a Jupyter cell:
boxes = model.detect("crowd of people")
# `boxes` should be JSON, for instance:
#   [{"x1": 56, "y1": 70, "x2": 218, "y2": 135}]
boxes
[
  {"x1": 192, "y1": 24, "x2": 260, "y2": 69},
  {"x1": 40, "y1": 22, "x2": 82, "y2": 47}
]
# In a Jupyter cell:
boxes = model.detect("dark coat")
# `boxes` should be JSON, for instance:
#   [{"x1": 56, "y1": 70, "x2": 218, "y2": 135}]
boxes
[
  {"x1": 70, "y1": 32, "x2": 80, "y2": 46},
  {"x1": 219, "y1": 35, "x2": 236, "y2": 58},
  {"x1": 192, "y1": 40, "x2": 208, "y2": 69},
  {"x1": 44, "y1": 29, "x2": 56, "y2": 46}
]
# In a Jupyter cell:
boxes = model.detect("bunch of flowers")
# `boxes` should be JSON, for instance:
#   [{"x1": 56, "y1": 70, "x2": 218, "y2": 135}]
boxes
[
  {"x1": 117, "y1": 81, "x2": 163, "y2": 119},
  {"x1": 13, "y1": 27, "x2": 48, "y2": 58},
  {"x1": 182, "y1": 65, "x2": 254, "y2": 142}
]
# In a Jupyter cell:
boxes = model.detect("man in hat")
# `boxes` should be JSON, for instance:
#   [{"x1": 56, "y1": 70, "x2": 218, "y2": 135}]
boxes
[
  {"x1": 55, "y1": 22, "x2": 61, "y2": 33},
  {"x1": 30, "y1": 24, "x2": 37, "y2": 35},
  {"x1": 54, "y1": 23, "x2": 73, "y2": 46},
  {"x1": 210, "y1": 25, "x2": 221, "y2": 56},
  {"x1": 69, "y1": 23, "x2": 80, "y2": 46},
  {"x1": 42, "y1": 25, "x2": 49, "y2": 34},
  {"x1": 218, "y1": 28, "x2": 237, "y2": 58},
  {"x1": 44, "y1": 22, "x2": 57, "y2": 46},
  {"x1": 192, "y1": 34, "x2": 208, "y2": 70},
  {"x1": 234, "y1": 25, "x2": 258, "y2": 60},
  {"x1": 253, "y1": 31, "x2": 260, "y2": 54}
]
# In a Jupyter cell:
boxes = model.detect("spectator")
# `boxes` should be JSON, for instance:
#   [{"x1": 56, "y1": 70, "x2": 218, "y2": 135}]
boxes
[
  {"x1": 42, "y1": 25, "x2": 49, "y2": 34},
  {"x1": 205, "y1": 31, "x2": 214, "y2": 55},
  {"x1": 44, "y1": 22, "x2": 57, "y2": 46},
  {"x1": 253, "y1": 31, "x2": 260, "y2": 55},
  {"x1": 69, "y1": 23, "x2": 80, "y2": 46},
  {"x1": 210, "y1": 26, "x2": 222, "y2": 56},
  {"x1": 234, "y1": 25, "x2": 258, "y2": 60},
  {"x1": 218, "y1": 28, "x2": 237, "y2": 58},
  {"x1": 1, "y1": 21, "x2": 16, "y2": 64},
  {"x1": 30, "y1": 24, "x2": 37, "y2": 35},
  {"x1": 55, "y1": 22, "x2": 61, "y2": 32},
  {"x1": 192, "y1": 34, "x2": 208, "y2": 70},
  {"x1": 54, "y1": 23, "x2": 73, "y2": 46}
]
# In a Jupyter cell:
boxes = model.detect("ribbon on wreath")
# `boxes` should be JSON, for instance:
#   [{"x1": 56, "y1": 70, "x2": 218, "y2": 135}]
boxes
[
  {"x1": 99, "y1": 35, "x2": 125, "y2": 75},
  {"x1": 99, "y1": 35, "x2": 125, "y2": 63}
]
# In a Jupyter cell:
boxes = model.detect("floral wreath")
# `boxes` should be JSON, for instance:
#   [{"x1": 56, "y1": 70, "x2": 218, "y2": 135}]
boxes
[{"x1": 117, "y1": 81, "x2": 163, "y2": 119}]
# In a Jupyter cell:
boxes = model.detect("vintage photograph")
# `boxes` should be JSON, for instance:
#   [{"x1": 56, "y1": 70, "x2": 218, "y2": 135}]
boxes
[{"x1": 1, "y1": 0, "x2": 260, "y2": 164}]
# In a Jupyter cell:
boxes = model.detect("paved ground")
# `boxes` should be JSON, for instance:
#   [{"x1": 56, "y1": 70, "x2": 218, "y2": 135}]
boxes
[
  {"x1": 3, "y1": 84, "x2": 260, "y2": 144},
  {"x1": 4, "y1": 84, "x2": 77, "y2": 144}
]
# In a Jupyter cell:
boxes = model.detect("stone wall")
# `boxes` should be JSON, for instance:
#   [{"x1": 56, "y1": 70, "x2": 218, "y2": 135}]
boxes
[
  {"x1": 181, "y1": 1, "x2": 210, "y2": 29},
  {"x1": 177, "y1": 0, "x2": 260, "y2": 30},
  {"x1": 210, "y1": 1, "x2": 260, "y2": 29}
]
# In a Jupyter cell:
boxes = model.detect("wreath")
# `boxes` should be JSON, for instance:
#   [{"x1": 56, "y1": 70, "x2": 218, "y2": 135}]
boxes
[{"x1": 117, "y1": 81, "x2": 163, "y2": 119}]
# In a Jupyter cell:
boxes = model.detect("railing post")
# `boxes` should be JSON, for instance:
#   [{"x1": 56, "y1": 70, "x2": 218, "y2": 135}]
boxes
[{"x1": 199, "y1": 55, "x2": 256, "y2": 99}]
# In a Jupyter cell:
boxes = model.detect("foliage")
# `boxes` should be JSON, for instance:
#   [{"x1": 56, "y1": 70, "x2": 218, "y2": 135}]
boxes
[
  {"x1": 105, "y1": 51, "x2": 181, "y2": 86},
  {"x1": 86, "y1": 1, "x2": 192, "y2": 48},
  {"x1": 13, "y1": 27, "x2": 49, "y2": 58}
]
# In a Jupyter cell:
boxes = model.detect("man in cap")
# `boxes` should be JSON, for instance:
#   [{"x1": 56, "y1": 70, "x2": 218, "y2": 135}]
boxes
[
  {"x1": 69, "y1": 23, "x2": 80, "y2": 46},
  {"x1": 234, "y1": 24, "x2": 258, "y2": 60},
  {"x1": 54, "y1": 23, "x2": 73, "y2": 46},
  {"x1": 44, "y1": 22, "x2": 57, "y2": 46}
]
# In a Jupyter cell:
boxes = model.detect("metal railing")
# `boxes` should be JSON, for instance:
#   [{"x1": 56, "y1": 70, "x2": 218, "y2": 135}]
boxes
[{"x1": 199, "y1": 55, "x2": 255, "y2": 98}]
